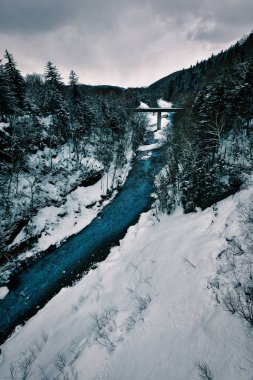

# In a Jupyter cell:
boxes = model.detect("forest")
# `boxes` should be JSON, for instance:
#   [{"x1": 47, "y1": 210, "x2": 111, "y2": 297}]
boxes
[
  {"x1": 0, "y1": 51, "x2": 146, "y2": 269},
  {"x1": 1, "y1": 33, "x2": 253, "y2": 269},
  {"x1": 154, "y1": 32, "x2": 253, "y2": 213}
]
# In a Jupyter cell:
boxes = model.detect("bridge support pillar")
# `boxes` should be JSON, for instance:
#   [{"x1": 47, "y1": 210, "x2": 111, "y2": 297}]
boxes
[{"x1": 157, "y1": 111, "x2": 161, "y2": 130}]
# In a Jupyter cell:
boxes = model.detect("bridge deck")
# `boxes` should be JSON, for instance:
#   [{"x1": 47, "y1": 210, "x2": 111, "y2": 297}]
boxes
[
  {"x1": 129, "y1": 108, "x2": 184, "y2": 112},
  {"x1": 128, "y1": 108, "x2": 184, "y2": 130}
]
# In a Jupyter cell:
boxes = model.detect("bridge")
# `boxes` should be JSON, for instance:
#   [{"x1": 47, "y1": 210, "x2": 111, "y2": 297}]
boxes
[{"x1": 129, "y1": 108, "x2": 184, "y2": 130}]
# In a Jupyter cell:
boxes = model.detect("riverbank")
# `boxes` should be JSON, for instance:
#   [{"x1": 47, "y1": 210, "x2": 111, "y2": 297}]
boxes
[
  {"x1": 0, "y1": 100, "x2": 170, "y2": 287},
  {"x1": 0, "y1": 149, "x2": 133, "y2": 286},
  {"x1": 1, "y1": 184, "x2": 253, "y2": 379},
  {"x1": 0, "y1": 101, "x2": 171, "y2": 345},
  {"x1": 1, "y1": 101, "x2": 252, "y2": 379}
]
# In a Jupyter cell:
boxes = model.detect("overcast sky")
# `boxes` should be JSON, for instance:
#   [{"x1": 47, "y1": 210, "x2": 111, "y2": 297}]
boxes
[{"x1": 0, "y1": 0, "x2": 252, "y2": 87}]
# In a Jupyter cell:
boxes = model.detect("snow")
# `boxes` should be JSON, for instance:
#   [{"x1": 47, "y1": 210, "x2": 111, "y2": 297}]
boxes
[
  {"x1": 0, "y1": 122, "x2": 9, "y2": 133},
  {"x1": 1, "y1": 99, "x2": 252, "y2": 379},
  {"x1": 138, "y1": 101, "x2": 150, "y2": 109},
  {"x1": 138, "y1": 142, "x2": 163, "y2": 151},
  {"x1": 138, "y1": 99, "x2": 172, "y2": 151},
  {"x1": 13, "y1": 160, "x2": 131, "y2": 256},
  {"x1": 0, "y1": 142, "x2": 133, "y2": 281},
  {"x1": 0, "y1": 286, "x2": 9, "y2": 300},
  {"x1": 1, "y1": 165, "x2": 253, "y2": 378}
]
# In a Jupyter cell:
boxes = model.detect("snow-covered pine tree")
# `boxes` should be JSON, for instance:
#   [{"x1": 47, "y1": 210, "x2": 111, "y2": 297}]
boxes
[
  {"x1": 4, "y1": 50, "x2": 25, "y2": 112},
  {"x1": 69, "y1": 70, "x2": 79, "y2": 101},
  {"x1": 25, "y1": 73, "x2": 44, "y2": 115},
  {"x1": 43, "y1": 61, "x2": 69, "y2": 139},
  {"x1": 44, "y1": 61, "x2": 63, "y2": 90},
  {"x1": 0, "y1": 60, "x2": 15, "y2": 120},
  {"x1": 68, "y1": 70, "x2": 84, "y2": 125}
]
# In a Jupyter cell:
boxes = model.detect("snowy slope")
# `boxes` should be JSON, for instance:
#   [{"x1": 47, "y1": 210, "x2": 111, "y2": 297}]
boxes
[
  {"x1": 1, "y1": 100, "x2": 252, "y2": 380},
  {"x1": 1, "y1": 185, "x2": 253, "y2": 380},
  {"x1": 0, "y1": 138, "x2": 134, "y2": 285}
]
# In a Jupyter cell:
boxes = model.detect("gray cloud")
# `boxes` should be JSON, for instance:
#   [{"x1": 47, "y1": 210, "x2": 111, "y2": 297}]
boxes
[
  {"x1": 186, "y1": 1, "x2": 253, "y2": 43},
  {"x1": 0, "y1": 0, "x2": 252, "y2": 87},
  {"x1": 0, "y1": 0, "x2": 77, "y2": 33},
  {"x1": 0, "y1": 0, "x2": 130, "y2": 34}
]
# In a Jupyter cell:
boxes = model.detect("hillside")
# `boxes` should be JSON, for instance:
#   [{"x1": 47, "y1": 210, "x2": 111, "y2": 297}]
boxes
[
  {"x1": 77, "y1": 84, "x2": 126, "y2": 96},
  {"x1": 151, "y1": 32, "x2": 253, "y2": 215},
  {"x1": 148, "y1": 32, "x2": 253, "y2": 102},
  {"x1": 1, "y1": 114, "x2": 253, "y2": 379},
  {"x1": 0, "y1": 54, "x2": 147, "y2": 283}
]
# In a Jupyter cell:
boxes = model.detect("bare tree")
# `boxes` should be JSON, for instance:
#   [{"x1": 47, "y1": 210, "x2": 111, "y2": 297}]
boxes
[
  {"x1": 196, "y1": 361, "x2": 213, "y2": 380},
  {"x1": 89, "y1": 307, "x2": 118, "y2": 351}
]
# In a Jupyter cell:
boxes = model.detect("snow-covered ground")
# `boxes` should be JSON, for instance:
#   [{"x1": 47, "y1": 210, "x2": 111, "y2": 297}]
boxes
[
  {"x1": 1, "y1": 100, "x2": 169, "y2": 286},
  {"x1": 0, "y1": 137, "x2": 134, "y2": 285},
  {"x1": 30, "y1": 99, "x2": 170, "y2": 254},
  {"x1": 1, "y1": 187, "x2": 253, "y2": 379},
  {"x1": 0, "y1": 100, "x2": 252, "y2": 379},
  {"x1": 0, "y1": 287, "x2": 9, "y2": 300},
  {"x1": 10, "y1": 154, "x2": 133, "y2": 257},
  {"x1": 138, "y1": 100, "x2": 172, "y2": 152}
]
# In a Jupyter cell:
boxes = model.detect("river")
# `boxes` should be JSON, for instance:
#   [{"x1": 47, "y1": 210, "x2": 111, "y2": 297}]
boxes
[{"x1": 0, "y1": 130, "x2": 166, "y2": 345}]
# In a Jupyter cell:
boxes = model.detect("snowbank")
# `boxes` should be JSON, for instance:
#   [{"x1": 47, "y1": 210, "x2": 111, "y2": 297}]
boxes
[
  {"x1": 0, "y1": 142, "x2": 134, "y2": 284},
  {"x1": 1, "y1": 186, "x2": 253, "y2": 379},
  {"x1": 1, "y1": 99, "x2": 251, "y2": 379},
  {"x1": 0, "y1": 287, "x2": 9, "y2": 300}
]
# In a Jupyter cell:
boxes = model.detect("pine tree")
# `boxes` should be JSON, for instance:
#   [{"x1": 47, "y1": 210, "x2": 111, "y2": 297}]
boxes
[
  {"x1": 25, "y1": 73, "x2": 44, "y2": 115},
  {"x1": 69, "y1": 70, "x2": 79, "y2": 101},
  {"x1": 68, "y1": 70, "x2": 85, "y2": 125},
  {"x1": 4, "y1": 50, "x2": 25, "y2": 111},
  {"x1": 44, "y1": 61, "x2": 63, "y2": 90},
  {"x1": 43, "y1": 61, "x2": 68, "y2": 124},
  {"x1": 42, "y1": 62, "x2": 70, "y2": 144},
  {"x1": 0, "y1": 60, "x2": 14, "y2": 120}
]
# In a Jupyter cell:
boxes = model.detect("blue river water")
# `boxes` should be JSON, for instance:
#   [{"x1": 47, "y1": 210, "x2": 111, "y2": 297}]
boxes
[{"x1": 0, "y1": 138, "x2": 164, "y2": 345}]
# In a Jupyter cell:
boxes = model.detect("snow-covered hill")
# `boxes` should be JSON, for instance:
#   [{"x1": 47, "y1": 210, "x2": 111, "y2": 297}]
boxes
[
  {"x1": 0, "y1": 102, "x2": 253, "y2": 379},
  {"x1": 1, "y1": 186, "x2": 253, "y2": 379}
]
